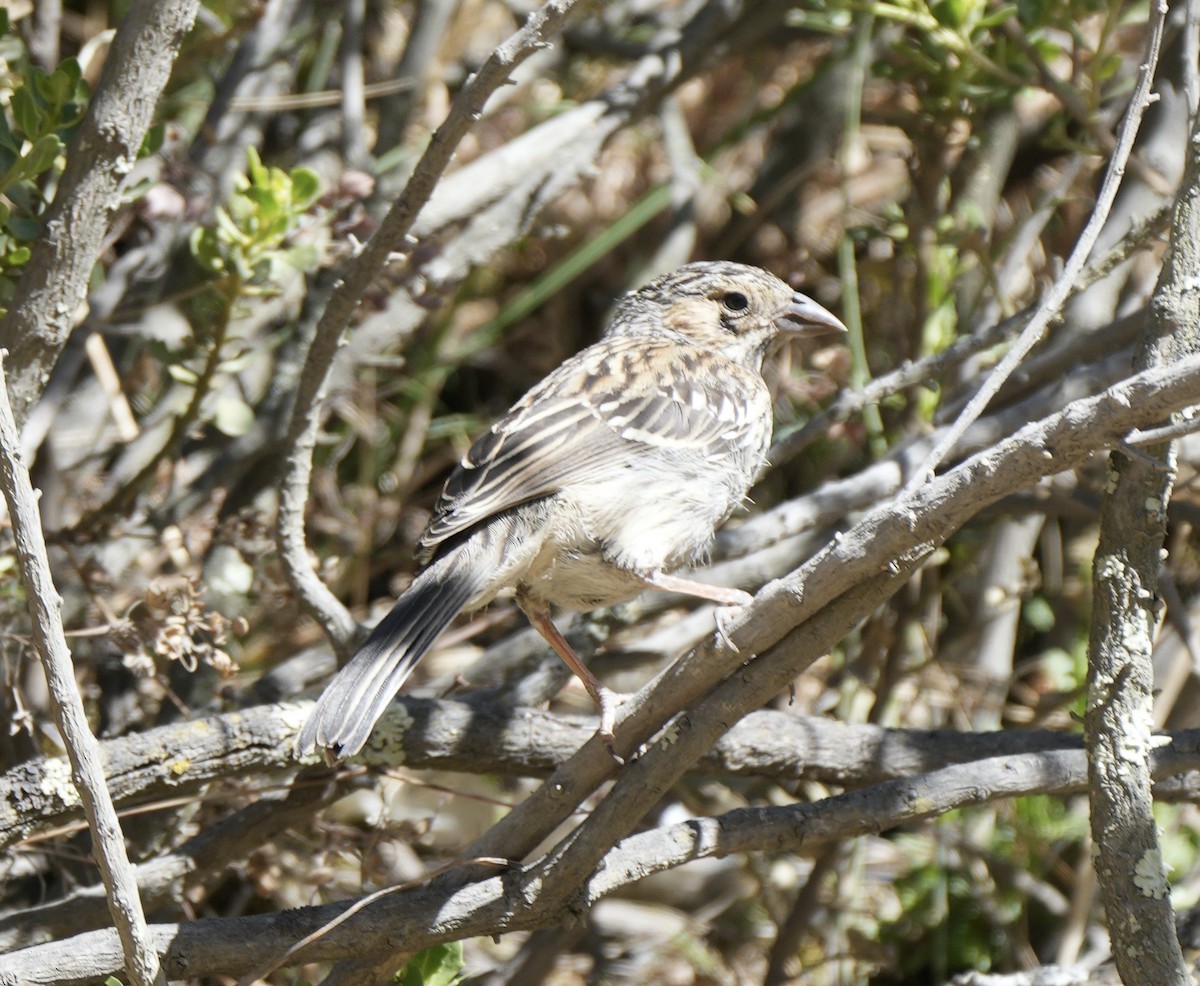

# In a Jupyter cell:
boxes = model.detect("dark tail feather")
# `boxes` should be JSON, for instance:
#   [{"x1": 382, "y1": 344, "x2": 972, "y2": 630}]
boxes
[{"x1": 296, "y1": 548, "x2": 480, "y2": 757}]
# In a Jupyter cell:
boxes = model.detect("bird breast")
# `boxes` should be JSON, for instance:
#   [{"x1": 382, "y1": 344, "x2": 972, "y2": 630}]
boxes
[{"x1": 516, "y1": 403, "x2": 772, "y2": 612}]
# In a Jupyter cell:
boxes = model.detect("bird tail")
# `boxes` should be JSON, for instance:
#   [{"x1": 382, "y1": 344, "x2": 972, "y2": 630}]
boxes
[{"x1": 296, "y1": 544, "x2": 484, "y2": 758}]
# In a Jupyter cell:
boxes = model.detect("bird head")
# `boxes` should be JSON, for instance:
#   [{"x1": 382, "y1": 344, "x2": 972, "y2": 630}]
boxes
[{"x1": 608, "y1": 261, "x2": 847, "y2": 370}]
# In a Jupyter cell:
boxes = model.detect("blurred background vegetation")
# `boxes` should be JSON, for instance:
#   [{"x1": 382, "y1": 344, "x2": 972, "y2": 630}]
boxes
[{"x1": 1, "y1": 0, "x2": 1197, "y2": 983}]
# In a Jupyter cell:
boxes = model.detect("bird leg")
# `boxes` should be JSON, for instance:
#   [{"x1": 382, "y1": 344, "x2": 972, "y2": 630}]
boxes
[
  {"x1": 516, "y1": 593, "x2": 624, "y2": 761},
  {"x1": 643, "y1": 571, "x2": 751, "y2": 651},
  {"x1": 641, "y1": 571, "x2": 753, "y2": 607}
]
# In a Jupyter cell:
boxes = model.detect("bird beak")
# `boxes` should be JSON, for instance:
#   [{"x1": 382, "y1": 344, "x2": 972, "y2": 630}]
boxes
[{"x1": 777, "y1": 292, "x2": 848, "y2": 337}]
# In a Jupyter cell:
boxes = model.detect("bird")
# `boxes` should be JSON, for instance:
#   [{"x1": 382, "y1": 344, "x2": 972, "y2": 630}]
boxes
[{"x1": 296, "y1": 261, "x2": 846, "y2": 759}]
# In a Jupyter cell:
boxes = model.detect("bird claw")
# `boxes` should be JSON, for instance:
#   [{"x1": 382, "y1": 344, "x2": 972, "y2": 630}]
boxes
[
  {"x1": 714, "y1": 604, "x2": 746, "y2": 652},
  {"x1": 596, "y1": 687, "x2": 632, "y2": 765},
  {"x1": 601, "y1": 730, "x2": 625, "y2": 766}
]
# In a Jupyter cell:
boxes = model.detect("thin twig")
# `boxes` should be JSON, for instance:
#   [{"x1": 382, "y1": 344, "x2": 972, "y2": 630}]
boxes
[
  {"x1": 228, "y1": 76, "x2": 414, "y2": 111},
  {"x1": 0, "y1": 352, "x2": 164, "y2": 986},
  {"x1": 339, "y1": 0, "x2": 368, "y2": 167},
  {"x1": 1185, "y1": 0, "x2": 1200, "y2": 120},
  {"x1": 1126, "y1": 414, "x2": 1200, "y2": 447},
  {"x1": 83, "y1": 332, "x2": 139, "y2": 441},
  {"x1": 901, "y1": 0, "x2": 1171, "y2": 494}
]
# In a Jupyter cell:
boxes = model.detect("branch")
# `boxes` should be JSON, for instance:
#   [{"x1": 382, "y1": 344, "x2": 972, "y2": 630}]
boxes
[
  {"x1": 0, "y1": 700, "x2": 306, "y2": 851},
  {"x1": 0, "y1": 354, "x2": 163, "y2": 985},
  {"x1": 1, "y1": 697, "x2": 1103, "y2": 851},
  {"x1": 7, "y1": 739, "x2": 1200, "y2": 984},
  {"x1": 1085, "y1": 4, "x2": 1200, "y2": 979},
  {"x1": 577, "y1": 742, "x2": 1200, "y2": 950},
  {"x1": 0, "y1": 0, "x2": 200, "y2": 427}
]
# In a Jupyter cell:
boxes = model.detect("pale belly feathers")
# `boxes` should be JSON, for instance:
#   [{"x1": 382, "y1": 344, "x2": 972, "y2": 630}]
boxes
[{"x1": 468, "y1": 448, "x2": 763, "y2": 612}]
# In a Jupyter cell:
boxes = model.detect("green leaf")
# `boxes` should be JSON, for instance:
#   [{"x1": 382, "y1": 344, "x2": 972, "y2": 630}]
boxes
[
  {"x1": 214, "y1": 205, "x2": 250, "y2": 245},
  {"x1": 186, "y1": 146, "x2": 329, "y2": 301},
  {"x1": 11, "y1": 86, "x2": 41, "y2": 140},
  {"x1": 1016, "y1": 0, "x2": 1045, "y2": 25},
  {"x1": 246, "y1": 255, "x2": 279, "y2": 287},
  {"x1": 6, "y1": 179, "x2": 39, "y2": 212},
  {"x1": 0, "y1": 113, "x2": 18, "y2": 154},
  {"x1": 19, "y1": 134, "x2": 63, "y2": 180},
  {"x1": 977, "y1": 4, "x2": 1017, "y2": 28},
  {"x1": 213, "y1": 396, "x2": 255, "y2": 437},
  {"x1": 167, "y1": 363, "x2": 200, "y2": 385},
  {"x1": 139, "y1": 123, "x2": 165, "y2": 159},
  {"x1": 244, "y1": 184, "x2": 280, "y2": 216},
  {"x1": 289, "y1": 167, "x2": 322, "y2": 209},
  {"x1": 260, "y1": 214, "x2": 291, "y2": 245},
  {"x1": 932, "y1": 0, "x2": 971, "y2": 28},
  {"x1": 58, "y1": 95, "x2": 87, "y2": 130},
  {"x1": 0, "y1": 145, "x2": 17, "y2": 187},
  {"x1": 57, "y1": 57, "x2": 82, "y2": 88},
  {"x1": 217, "y1": 344, "x2": 255, "y2": 375},
  {"x1": 6, "y1": 215, "x2": 42, "y2": 242},
  {"x1": 284, "y1": 242, "x2": 321, "y2": 273},
  {"x1": 189, "y1": 227, "x2": 227, "y2": 273},
  {"x1": 245, "y1": 145, "x2": 267, "y2": 185},
  {"x1": 120, "y1": 176, "x2": 154, "y2": 204},
  {"x1": 394, "y1": 942, "x2": 465, "y2": 986},
  {"x1": 1093, "y1": 51, "x2": 1124, "y2": 83},
  {"x1": 33, "y1": 65, "x2": 61, "y2": 104},
  {"x1": 39, "y1": 62, "x2": 81, "y2": 110},
  {"x1": 954, "y1": 199, "x2": 987, "y2": 233},
  {"x1": 1022, "y1": 596, "x2": 1055, "y2": 633}
]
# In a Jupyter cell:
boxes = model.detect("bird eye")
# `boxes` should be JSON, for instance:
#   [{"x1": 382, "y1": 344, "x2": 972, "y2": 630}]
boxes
[{"x1": 722, "y1": 291, "x2": 749, "y2": 312}]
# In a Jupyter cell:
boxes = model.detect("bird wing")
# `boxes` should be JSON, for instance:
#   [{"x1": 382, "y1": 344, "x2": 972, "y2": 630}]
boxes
[{"x1": 417, "y1": 336, "x2": 753, "y2": 557}]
